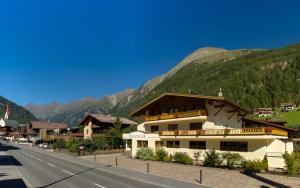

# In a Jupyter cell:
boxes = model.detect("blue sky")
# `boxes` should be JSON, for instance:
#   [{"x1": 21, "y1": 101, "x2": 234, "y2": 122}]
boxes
[{"x1": 1, "y1": 0, "x2": 300, "y2": 105}]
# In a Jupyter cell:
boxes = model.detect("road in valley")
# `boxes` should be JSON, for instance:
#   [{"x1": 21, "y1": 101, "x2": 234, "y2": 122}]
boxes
[{"x1": 0, "y1": 143, "x2": 205, "y2": 188}]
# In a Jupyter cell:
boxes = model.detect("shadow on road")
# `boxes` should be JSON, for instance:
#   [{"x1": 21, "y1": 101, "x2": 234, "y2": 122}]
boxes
[
  {"x1": 0, "y1": 178, "x2": 27, "y2": 188},
  {"x1": 0, "y1": 156, "x2": 22, "y2": 166},
  {"x1": 242, "y1": 172, "x2": 291, "y2": 188},
  {"x1": 37, "y1": 164, "x2": 112, "y2": 188},
  {"x1": 0, "y1": 173, "x2": 8, "y2": 177},
  {"x1": 0, "y1": 145, "x2": 21, "y2": 152}
]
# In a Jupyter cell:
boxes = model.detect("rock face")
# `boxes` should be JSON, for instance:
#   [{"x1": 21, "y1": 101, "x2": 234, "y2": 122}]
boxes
[
  {"x1": 25, "y1": 102, "x2": 63, "y2": 120},
  {"x1": 25, "y1": 89, "x2": 136, "y2": 127}
]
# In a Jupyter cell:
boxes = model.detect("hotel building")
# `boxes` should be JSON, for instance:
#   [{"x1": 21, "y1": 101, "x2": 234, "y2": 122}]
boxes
[{"x1": 123, "y1": 93, "x2": 296, "y2": 169}]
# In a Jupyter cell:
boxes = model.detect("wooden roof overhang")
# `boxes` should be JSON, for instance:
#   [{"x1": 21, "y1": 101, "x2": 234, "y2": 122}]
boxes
[
  {"x1": 243, "y1": 117, "x2": 297, "y2": 132},
  {"x1": 130, "y1": 93, "x2": 250, "y2": 117}
]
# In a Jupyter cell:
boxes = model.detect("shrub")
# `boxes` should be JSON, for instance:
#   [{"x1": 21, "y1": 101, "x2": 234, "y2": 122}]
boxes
[
  {"x1": 203, "y1": 149, "x2": 222, "y2": 167},
  {"x1": 136, "y1": 148, "x2": 154, "y2": 160},
  {"x1": 83, "y1": 139, "x2": 97, "y2": 153},
  {"x1": 262, "y1": 155, "x2": 268, "y2": 171},
  {"x1": 66, "y1": 138, "x2": 80, "y2": 153},
  {"x1": 151, "y1": 154, "x2": 160, "y2": 161},
  {"x1": 155, "y1": 148, "x2": 168, "y2": 161},
  {"x1": 163, "y1": 155, "x2": 173, "y2": 162},
  {"x1": 283, "y1": 152, "x2": 299, "y2": 176},
  {"x1": 93, "y1": 135, "x2": 107, "y2": 150},
  {"x1": 221, "y1": 152, "x2": 244, "y2": 169},
  {"x1": 242, "y1": 159, "x2": 266, "y2": 173},
  {"x1": 173, "y1": 152, "x2": 193, "y2": 165},
  {"x1": 69, "y1": 143, "x2": 79, "y2": 153},
  {"x1": 53, "y1": 138, "x2": 66, "y2": 150}
]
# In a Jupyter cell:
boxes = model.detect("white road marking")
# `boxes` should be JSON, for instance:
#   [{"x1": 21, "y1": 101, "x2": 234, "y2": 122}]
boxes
[
  {"x1": 94, "y1": 183, "x2": 106, "y2": 188},
  {"x1": 37, "y1": 158, "x2": 42, "y2": 161},
  {"x1": 47, "y1": 163, "x2": 55, "y2": 167},
  {"x1": 62, "y1": 169, "x2": 74, "y2": 176}
]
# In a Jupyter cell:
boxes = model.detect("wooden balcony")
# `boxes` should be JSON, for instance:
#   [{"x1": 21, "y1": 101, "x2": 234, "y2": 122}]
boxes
[
  {"x1": 144, "y1": 110, "x2": 208, "y2": 121},
  {"x1": 159, "y1": 127, "x2": 288, "y2": 137}
]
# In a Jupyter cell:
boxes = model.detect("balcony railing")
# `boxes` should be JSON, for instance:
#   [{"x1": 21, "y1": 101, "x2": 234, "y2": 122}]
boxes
[
  {"x1": 159, "y1": 127, "x2": 288, "y2": 137},
  {"x1": 144, "y1": 110, "x2": 208, "y2": 121}
]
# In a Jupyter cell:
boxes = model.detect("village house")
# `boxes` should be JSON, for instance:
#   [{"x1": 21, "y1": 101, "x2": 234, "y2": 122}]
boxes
[
  {"x1": 80, "y1": 114, "x2": 137, "y2": 139},
  {"x1": 0, "y1": 118, "x2": 19, "y2": 141},
  {"x1": 280, "y1": 103, "x2": 297, "y2": 112},
  {"x1": 123, "y1": 93, "x2": 296, "y2": 170},
  {"x1": 255, "y1": 108, "x2": 273, "y2": 117},
  {"x1": 29, "y1": 121, "x2": 69, "y2": 143}
]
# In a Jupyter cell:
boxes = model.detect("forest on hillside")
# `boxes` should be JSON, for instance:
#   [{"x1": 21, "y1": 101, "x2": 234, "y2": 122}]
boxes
[
  {"x1": 114, "y1": 43, "x2": 300, "y2": 118},
  {"x1": 0, "y1": 96, "x2": 36, "y2": 123}
]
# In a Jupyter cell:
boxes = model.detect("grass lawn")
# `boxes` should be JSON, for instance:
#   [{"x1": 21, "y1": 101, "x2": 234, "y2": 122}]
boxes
[
  {"x1": 252, "y1": 110, "x2": 300, "y2": 128},
  {"x1": 277, "y1": 110, "x2": 300, "y2": 127}
]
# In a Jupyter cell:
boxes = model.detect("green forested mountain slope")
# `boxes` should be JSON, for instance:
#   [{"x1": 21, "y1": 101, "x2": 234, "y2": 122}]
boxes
[
  {"x1": 114, "y1": 43, "x2": 300, "y2": 117},
  {"x1": 0, "y1": 96, "x2": 36, "y2": 123}
]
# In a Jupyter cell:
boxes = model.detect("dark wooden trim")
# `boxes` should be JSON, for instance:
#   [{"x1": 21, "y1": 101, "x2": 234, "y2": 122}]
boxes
[{"x1": 214, "y1": 106, "x2": 224, "y2": 116}]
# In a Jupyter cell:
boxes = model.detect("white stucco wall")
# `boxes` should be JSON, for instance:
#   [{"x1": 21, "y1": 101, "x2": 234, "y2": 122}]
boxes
[
  {"x1": 160, "y1": 139, "x2": 267, "y2": 161},
  {"x1": 125, "y1": 136, "x2": 292, "y2": 169},
  {"x1": 204, "y1": 101, "x2": 242, "y2": 129}
]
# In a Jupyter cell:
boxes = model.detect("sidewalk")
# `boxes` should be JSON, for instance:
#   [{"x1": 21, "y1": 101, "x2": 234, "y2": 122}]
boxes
[
  {"x1": 0, "y1": 145, "x2": 29, "y2": 188},
  {"x1": 80, "y1": 154, "x2": 300, "y2": 188}
]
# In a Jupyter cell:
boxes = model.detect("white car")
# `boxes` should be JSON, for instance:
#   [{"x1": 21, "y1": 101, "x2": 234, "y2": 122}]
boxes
[{"x1": 18, "y1": 141, "x2": 29, "y2": 145}]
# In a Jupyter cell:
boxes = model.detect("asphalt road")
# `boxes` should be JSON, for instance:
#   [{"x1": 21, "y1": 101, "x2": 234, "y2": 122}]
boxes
[{"x1": 1, "y1": 143, "x2": 205, "y2": 188}]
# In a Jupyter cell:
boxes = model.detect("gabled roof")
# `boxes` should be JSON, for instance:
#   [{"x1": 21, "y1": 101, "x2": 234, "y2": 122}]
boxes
[
  {"x1": 31, "y1": 121, "x2": 68, "y2": 129},
  {"x1": 130, "y1": 93, "x2": 250, "y2": 116},
  {"x1": 80, "y1": 114, "x2": 137, "y2": 126},
  {"x1": 3, "y1": 119, "x2": 19, "y2": 128}
]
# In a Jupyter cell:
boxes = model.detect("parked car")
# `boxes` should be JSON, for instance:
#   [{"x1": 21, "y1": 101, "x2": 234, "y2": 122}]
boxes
[
  {"x1": 40, "y1": 143, "x2": 50, "y2": 149},
  {"x1": 18, "y1": 141, "x2": 29, "y2": 145}
]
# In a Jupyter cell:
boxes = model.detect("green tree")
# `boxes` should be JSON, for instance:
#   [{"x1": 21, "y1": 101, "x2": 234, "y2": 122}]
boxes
[{"x1": 105, "y1": 117, "x2": 124, "y2": 148}]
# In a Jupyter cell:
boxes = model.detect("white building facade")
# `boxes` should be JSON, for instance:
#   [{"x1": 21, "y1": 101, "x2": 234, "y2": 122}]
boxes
[{"x1": 123, "y1": 93, "x2": 295, "y2": 169}]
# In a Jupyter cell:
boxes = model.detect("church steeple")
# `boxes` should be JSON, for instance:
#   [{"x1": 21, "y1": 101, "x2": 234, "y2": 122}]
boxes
[{"x1": 4, "y1": 103, "x2": 10, "y2": 120}]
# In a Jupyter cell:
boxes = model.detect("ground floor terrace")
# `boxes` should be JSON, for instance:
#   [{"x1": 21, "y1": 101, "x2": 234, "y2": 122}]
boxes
[{"x1": 123, "y1": 129, "x2": 294, "y2": 169}]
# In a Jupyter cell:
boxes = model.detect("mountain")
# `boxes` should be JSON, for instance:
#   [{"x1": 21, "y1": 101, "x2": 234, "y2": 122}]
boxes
[
  {"x1": 25, "y1": 102, "x2": 63, "y2": 120},
  {"x1": 26, "y1": 43, "x2": 300, "y2": 127},
  {"x1": 26, "y1": 89, "x2": 136, "y2": 127},
  {"x1": 111, "y1": 47, "x2": 254, "y2": 115},
  {"x1": 0, "y1": 96, "x2": 36, "y2": 123},
  {"x1": 114, "y1": 43, "x2": 300, "y2": 119},
  {"x1": 112, "y1": 47, "x2": 252, "y2": 111}
]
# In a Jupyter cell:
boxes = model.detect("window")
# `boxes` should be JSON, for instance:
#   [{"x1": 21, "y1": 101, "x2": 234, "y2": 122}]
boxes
[
  {"x1": 169, "y1": 108, "x2": 178, "y2": 113},
  {"x1": 190, "y1": 123, "x2": 202, "y2": 130},
  {"x1": 189, "y1": 141, "x2": 206, "y2": 149},
  {"x1": 150, "y1": 126, "x2": 159, "y2": 133},
  {"x1": 166, "y1": 141, "x2": 180, "y2": 148},
  {"x1": 168, "y1": 124, "x2": 178, "y2": 131},
  {"x1": 137, "y1": 141, "x2": 148, "y2": 148},
  {"x1": 220, "y1": 141, "x2": 248, "y2": 152}
]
